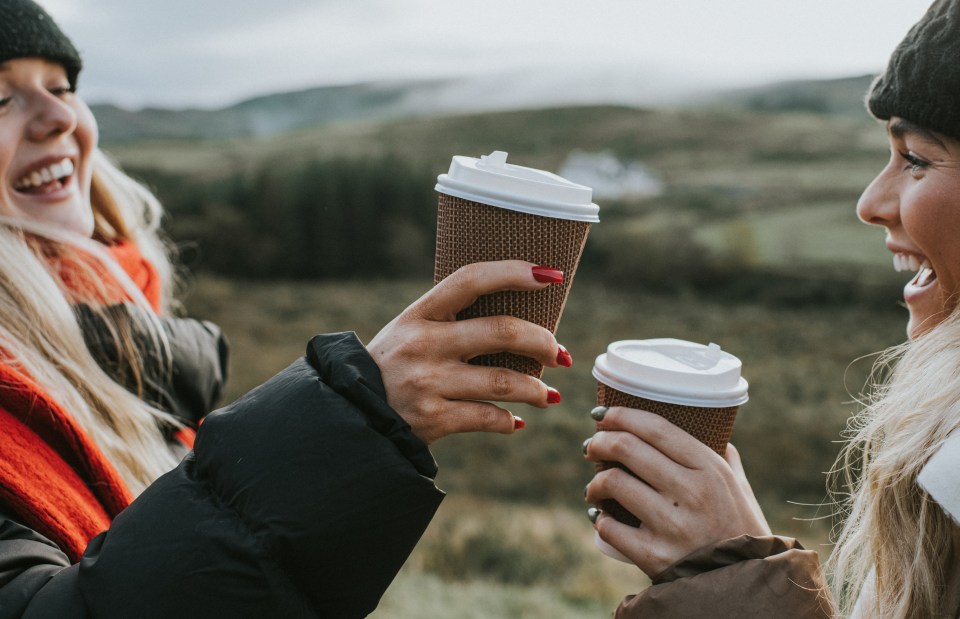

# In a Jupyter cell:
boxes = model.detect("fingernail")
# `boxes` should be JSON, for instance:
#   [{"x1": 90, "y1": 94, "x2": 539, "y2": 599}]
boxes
[
  {"x1": 590, "y1": 406, "x2": 608, "y2": 421},
  {"x1": 582, "y1": 437, "x2": 591, "y2": 455},
  {"x1": 513, "y1": 416, "x2": 525, "y2": 431},
  {"x1": 532, "y1": 266, "x2": 564, "y2": 283},
  {"x1": 583, "y1": 484, "x2": 589, "y2": 499},
  {"x1": 587, "y1": 507, "x2": 601, "y2": 523},
  {"x1": 556, "y1": 345, "x2": 573, "y2": 368},
  {"x1": 547, "y1": 387, "x2": 561, "y2": 405}
]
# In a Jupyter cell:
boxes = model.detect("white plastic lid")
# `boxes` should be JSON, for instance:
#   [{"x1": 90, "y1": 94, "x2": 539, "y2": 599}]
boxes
[
  {"x1": 435, "y1": 151, "x2": 600, "y2": 223},
  {"x1": 592, "y1": 339, "x2": 749, "y2": 408}
]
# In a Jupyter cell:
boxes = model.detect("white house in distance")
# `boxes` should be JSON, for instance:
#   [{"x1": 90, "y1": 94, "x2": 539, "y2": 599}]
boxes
[{"x1": 558, "y1": 150, "x2": 663, "y2": 200}]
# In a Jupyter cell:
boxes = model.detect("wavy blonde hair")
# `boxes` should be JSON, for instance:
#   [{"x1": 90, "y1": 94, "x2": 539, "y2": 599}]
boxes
[
  {"x1": 0, "y1": 149, "x2": 183, "y2": 495},
  {"x1": 829, "y1": 312, "x2": 960, "y2": 618}
]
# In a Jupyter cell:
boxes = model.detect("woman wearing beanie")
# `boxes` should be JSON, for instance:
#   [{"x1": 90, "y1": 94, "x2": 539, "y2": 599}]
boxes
[
  {"x1": 585, "y1": 0, "x2": 960, "y2": 616},
  {"x1": 0, "y1": 1, "x2": 571, "y2": 617}
]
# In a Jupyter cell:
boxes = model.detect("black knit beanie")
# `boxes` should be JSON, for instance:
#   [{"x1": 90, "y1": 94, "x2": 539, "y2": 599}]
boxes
[
  {"x1": 0, "y1": 0, "x2": 81, "y2": 88},
  {"x1": 867, "y1": 0, "x2": 960, "y2": 140}
]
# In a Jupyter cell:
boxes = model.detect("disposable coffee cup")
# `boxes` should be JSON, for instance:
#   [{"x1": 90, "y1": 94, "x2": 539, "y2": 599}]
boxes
[
  {"x1": 434, "y1": 151, "x2": 599, "y2": 377},
  {"x1": 591, "y1": 338, "x2": 749, "y2": 562}
]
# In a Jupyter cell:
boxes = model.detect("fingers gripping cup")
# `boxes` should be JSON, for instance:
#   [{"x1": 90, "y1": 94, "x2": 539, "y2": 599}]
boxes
[
  {"x1": 591, "y1": 339, "x2": 749, "y2": 561},
  {"x1": 434, "y1": 151, "x2": 599, "y2": 377}
]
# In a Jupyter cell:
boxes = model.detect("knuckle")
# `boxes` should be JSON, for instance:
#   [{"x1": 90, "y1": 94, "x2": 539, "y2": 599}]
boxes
[
  {"x1": 469, "y1": 403, "x2": 508, "y2": 433},
  {"x1": 420, "y1": 398, "x2": 446, "y2": 420},
  {"x1": 592, "y1": 467, "x2": 622, "y2": 500},
  {"x1": 490, "y1": 315, "x2": 521, "y2": 343},
  {"x1": 453, "y1": 262, "x2": 483, "y2": 290},
  {"x1": 400, "y1": 365, "x2": 434, "y2": 393},
  {"x1": 487, "y1": 368, "x2": 513, "y2": 398},
  {"x1": 590, "y1": 470, "x2": 610, "y2": 495},
  {"x1": 607, "y1": 432, "x2": 634, "y2": 461},
  {"x1": 606, "y1": 466, "x2": 634, "y2": 492},
  {"x1": 643, "y1": 413, "x2": 669, "y2": 437},
  {"x1": 594, "y1": 513, "x2": 614, "y2": 536},
  {"x1": 393, "y1": 326, "x2": 433, "y2": 358}
]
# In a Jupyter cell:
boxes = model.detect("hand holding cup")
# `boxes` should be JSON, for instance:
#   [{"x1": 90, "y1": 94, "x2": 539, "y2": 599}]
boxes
[
  {"x1": 367, "y1": 260, "x2": 570, "y2": 445},
  {"x1": 584, "y1": 339, "x2": 756, "y2": 563},
  {"x1": 584, "y1": 408, "x2": 771, "y2": 577}
]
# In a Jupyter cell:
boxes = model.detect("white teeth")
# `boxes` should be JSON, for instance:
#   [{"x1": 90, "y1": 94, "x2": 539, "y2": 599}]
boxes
[
  {"x1": 916, "y1": 268, "x2": 935, "y2": 287},
  {"x1": 893, "y1": 252, "x2": 926, "y2": 273},
  {"x1": 14, "y1": 158, "x2": 74, "y2": 190}
]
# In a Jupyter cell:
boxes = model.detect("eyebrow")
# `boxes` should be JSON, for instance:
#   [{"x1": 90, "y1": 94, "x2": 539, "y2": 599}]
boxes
[{"x1": 888, "y1": 118, "x2": 948, "y2": 150}]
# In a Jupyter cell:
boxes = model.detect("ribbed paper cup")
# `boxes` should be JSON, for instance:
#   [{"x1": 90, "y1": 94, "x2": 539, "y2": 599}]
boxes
[
  {"x1": 595, "y1": 383, "x2": 740, "y2": 527},
  {"x1": 591, "y1": 339, "x2": 748, "y2": 560},
  {"x1": 434, "y1": 151, "x2": 599, "y2": 378}
]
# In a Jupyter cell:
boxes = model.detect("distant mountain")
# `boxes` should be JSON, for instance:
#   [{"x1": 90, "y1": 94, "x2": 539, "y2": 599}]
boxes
[
  {"x1": 91, "y1": 80, "x2": 456, "y2": 144},
  {"x1": 91, "y1": 73, "x2": 879, "y2": 145},
  {"x1": 697, "y1": 74, "x2": 876, "y2": 117}
]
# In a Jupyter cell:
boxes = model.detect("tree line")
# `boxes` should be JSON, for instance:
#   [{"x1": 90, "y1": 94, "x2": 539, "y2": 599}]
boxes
[
  {"x1": 131, "y1": 155, "x2": 437, "y2": 280},
  {"x1": 131, "y1": 154, "x2": 900, "y2": 308}
]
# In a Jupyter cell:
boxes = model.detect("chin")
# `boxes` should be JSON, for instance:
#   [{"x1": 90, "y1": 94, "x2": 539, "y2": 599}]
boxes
[{"x1": 907, "y1": 310, "x2": 951, "y2": 340}]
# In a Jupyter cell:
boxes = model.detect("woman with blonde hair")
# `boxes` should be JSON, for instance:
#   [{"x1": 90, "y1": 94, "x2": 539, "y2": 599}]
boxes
[
  {"x1": 584, "y1": 0, "x2": 960, "y2": 616},
  {"x1": 0, "y1": 2, "x2": 572, "y2": 616}
]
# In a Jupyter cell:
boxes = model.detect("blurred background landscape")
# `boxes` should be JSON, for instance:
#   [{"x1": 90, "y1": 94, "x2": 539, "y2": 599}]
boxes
[{"x1": 87, "y1": 73, "x2": 910, "y2": 616}]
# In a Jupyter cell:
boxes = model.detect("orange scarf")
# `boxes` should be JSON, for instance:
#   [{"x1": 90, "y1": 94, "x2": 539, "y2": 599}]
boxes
[
  {"x1": 0, "y1": 240, "x2": 161, "y2": 562},
  {"x1": 53, "y1": 239, "x2": 162, "y2": 313}
]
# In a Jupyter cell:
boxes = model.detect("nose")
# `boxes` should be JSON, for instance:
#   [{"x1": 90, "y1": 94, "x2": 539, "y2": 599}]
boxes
[
  {"x1": 25, "y1": 90, "x2": 77, "y2": 143},
  {"x1": 856, "y1": 162, "x2": 899, "y2": 227}
]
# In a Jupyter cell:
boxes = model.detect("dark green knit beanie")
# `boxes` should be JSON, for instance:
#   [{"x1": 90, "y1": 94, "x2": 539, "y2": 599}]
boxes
[
  {"x1": 0, "y1": 0, "x2": 82, "y2": 88},
  {"x1": 867, "y1": 0, "x2": 960, "y2": 140}
]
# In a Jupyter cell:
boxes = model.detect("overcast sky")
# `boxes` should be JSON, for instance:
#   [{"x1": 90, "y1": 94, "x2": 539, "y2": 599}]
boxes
[{"x1": 41, "y1": 0, "x2": 934, "y2": 110}]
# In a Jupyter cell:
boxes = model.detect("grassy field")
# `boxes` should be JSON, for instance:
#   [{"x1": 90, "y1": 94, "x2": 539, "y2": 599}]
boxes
[
  {"x1": 110, "y1": 100, "x2": 913, "y2": 615},
  {"x1": 183, "y1": 273, "x2": 906, "y2": 617},
  {"x1": 111, "y1": 104, "x2": 897, "y2": 289}
]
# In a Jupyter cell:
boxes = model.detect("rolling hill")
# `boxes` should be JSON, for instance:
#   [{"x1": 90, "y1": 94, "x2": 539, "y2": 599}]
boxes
[{"x1": 91, "y1": 74, "x2": 879, "y2": 145}]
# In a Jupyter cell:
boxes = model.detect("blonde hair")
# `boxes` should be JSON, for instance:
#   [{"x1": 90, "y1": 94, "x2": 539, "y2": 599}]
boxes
[
  {"x1": 829, "y1": 312, "x2": 960, "y2": 618},
  {"x1": 0, "y1": 149, "x2": 183, "y2": 495}
]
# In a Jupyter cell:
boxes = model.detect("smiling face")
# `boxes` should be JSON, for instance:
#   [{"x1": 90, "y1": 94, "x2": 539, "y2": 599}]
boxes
[
  {"x1": 857, "y1": 117, "x2": 960, "y2": 339},
  {"x1": 0, "y1": 58, "x2": 97, "y2": 237}
]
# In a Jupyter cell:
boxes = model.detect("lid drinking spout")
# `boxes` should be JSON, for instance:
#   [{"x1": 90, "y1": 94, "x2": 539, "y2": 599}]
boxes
[
  {"x1": 478, "y1": 151, "x2": 509, "y2": 168},
  {"x1": 707, "y1": 343, "x2": 722, "y2": 361}
]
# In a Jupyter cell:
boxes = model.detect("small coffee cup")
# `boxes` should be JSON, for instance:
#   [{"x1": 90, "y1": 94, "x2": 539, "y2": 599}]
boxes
[{"x1": 591, "y1": 338, "x2": 749, "y2": 562}]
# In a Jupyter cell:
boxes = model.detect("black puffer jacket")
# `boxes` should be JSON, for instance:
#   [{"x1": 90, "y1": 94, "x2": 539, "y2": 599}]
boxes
[{"x1": 0, "y1": 330, "x2": 444, "y2": 618}]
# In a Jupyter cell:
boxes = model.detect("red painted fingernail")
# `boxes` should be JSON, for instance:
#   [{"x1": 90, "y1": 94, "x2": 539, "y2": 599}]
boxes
[
  {"x1": 532, "y1": 266, "x2": 564, "y2": 283},
  {"x1": 513, "y1": 416, "x2": 525, "y2": 430},
  {"x1": 547, "y1": 387, "x2": 562, "y2": 404},
  {"x1": 557, "y1": 345, "x2": 573, "y2": 368}
]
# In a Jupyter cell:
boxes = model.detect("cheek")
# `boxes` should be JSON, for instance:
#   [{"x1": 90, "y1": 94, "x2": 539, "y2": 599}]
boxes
[
  {"x1": 0, "y1": 126, "x2": 19, "y2": 184},
  {"x1": 902, "y1": 191, "x2": 959, "y2": 257},
  {"x1": 73, "y1": 102, "x2": 98, "y2": 199},
  {"x1": 73, "y1": 100, "x2": 98, "y2": 161}
]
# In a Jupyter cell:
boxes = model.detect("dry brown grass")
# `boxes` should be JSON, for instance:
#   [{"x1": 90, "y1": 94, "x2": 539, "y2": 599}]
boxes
[{"x1": 181, "y1": 273, "x2": 906, "y2": 615}]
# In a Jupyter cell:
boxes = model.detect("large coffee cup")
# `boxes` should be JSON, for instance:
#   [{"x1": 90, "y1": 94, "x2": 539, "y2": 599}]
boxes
[{"x1": 433, "y1": 151, "x2": 599, "y2": 377}]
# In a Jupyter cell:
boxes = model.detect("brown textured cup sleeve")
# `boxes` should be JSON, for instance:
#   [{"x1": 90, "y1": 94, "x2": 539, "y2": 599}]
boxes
[{"x1": 434, "y1": 193, "x2": 591, "y2": 377}]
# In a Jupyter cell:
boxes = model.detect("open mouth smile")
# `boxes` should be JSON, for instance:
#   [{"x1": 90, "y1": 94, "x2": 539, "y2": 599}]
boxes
[
  {"x1": 895, "y1": 252, "x2": 937, "y2": 290},
  {"x1": 13, "y1": 158, "x2": 75, "y2": 195}
]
